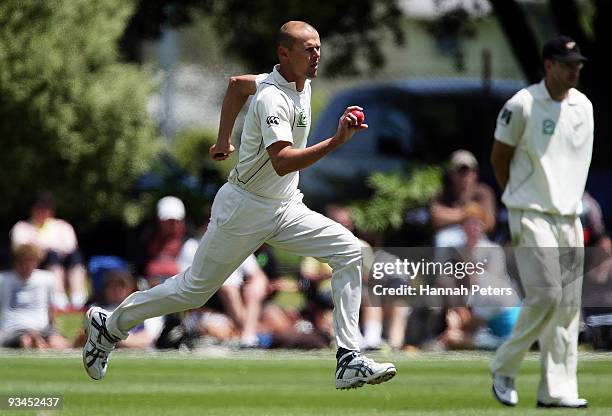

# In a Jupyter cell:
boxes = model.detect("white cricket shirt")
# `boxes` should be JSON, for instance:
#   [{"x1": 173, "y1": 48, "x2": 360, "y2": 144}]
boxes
[
  {"x1": 0, "y1": 269, "x2": 55, "y2": 333},
  {"x1": 494, "y1": 80, "x2": 594, "y2": 216},
  {"x1": 228, "y1": 65, "x2": 312, "y2": 199}
]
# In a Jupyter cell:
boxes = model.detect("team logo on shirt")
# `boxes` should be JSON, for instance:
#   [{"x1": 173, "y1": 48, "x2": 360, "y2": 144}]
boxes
[
  {"x1": 542, "y1": 119, "x2": 556, "y2": 135},
  {"x1": 266, "y1": 116, "x2": 280, "y2": 126},
  {"x1": 499, "y1": 108, "x2": 512, "y2": 125},
  {"x1": 297, "y1": 109, "x2": 308, "y2": 127}
]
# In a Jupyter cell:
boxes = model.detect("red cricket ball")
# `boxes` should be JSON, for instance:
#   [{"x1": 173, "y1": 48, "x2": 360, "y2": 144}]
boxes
[{"x1": 350, "y1": 109, "x2": 365, "y2": 126}]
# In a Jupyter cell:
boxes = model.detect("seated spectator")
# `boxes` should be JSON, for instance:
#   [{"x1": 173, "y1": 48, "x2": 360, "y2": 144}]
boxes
[
  {"x1": 241, "y1": 247, "x2": 335, "y2": 350},
  {"x1": 179, "y1": 208, "x2": 274, "y2": 348},
  {"x1": 87, "y1": 255, "x2": 130, "y2": 305},
  {"x1": 323, "y1": 203, "x2": 409, "y2": 350},
  {"x1": 362, "y1": 247, "x2": 411, "y2": 350},
  {"x1": 255, "y1": 244, "x2": 288, "y2": 302},
  {"x1": 10, "y1": 193, "x2": 87, "y2": 309},
  {"x1": 183, "y1": 255, "x2": 269, "y2": 348},
  {"x1": 437, "y1": 203, "x2": 520, "y2": 350},
  {"x1": 177, "y1": 205, "x2": 210, "y2": 274},
  {"x1": 217, "y1": 255, "x2": 269, "y2": 348},
  {"x1": 0, "y1": 244, "x2": 70, "y2": 349},
  {"x1": 144, "y1": 196, "x2": 188, "y2": 286},
  {"x1": 429, "y1": 150, "x2": 496, "y2": 247},
  {"x1": 299, "y1": 255, "x2": 335, "y2": 340},
  {"x1": 583, "y1": 233, "x2": 612, "y2": 350},
  {"x1": 581, "y1": 191, "x2": 607, "y2": 246},
  {"x1": 74, "y1": 270, "x2": 164, "y2": 349},
  {"x1": 249, "y1": 255, "x2": 332, "y2": 350}
]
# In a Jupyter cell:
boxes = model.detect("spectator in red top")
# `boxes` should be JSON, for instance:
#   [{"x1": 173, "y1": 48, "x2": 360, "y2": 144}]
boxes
[{"x1": 145, "y1": 196, "x2": 187, "y2": 286}]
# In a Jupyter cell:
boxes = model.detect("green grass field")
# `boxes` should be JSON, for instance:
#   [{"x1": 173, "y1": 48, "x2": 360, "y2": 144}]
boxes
[{"x1": 0, "y1": 350, "x2": 611, "y2": 416}]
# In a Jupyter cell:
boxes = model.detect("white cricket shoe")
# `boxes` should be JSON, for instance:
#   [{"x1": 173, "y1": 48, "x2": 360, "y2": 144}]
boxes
[
  {"x1": 492, "y1": 373, "x2": 518, "y2": 406},
  {"x1": 82, "y1": 307, "x2": 120, "y2": 380},
  {"x1": 537, "y1": 397, "x2": 588, "y2": 408},
  {"x1": 335, "y1": 351, "x2": 396, "y2": 390}
]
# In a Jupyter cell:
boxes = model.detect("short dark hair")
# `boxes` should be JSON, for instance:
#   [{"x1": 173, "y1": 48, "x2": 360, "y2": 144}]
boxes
[{"x1": 32, "y1": 191, "x2": 54, "y2": 210}]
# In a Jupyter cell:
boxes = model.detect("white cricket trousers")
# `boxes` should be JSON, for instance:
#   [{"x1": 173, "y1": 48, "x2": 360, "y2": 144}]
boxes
[
  {"x1": 491, "y1": 209, "x2": 584, "y2": 402},
  {"x1": 106, "y1": 183, "x2": 363, "y2": 350}
]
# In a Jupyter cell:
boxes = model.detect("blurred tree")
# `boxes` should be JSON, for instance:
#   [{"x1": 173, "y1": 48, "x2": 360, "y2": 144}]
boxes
[
  {"x1": 171, "y1": 128, "x2": 233, "y2": 181},
  {"x1": 120, "y1": 0, "x2": 404, "y2": 76},
  {"x1": 350, "y1": 167, "x2": 442, "y2": 233},
  {"x1": 423, "y1": 6, "x2": 479, "y2": 72},
  {"x1": 488, "y1": 0, "x2": 611, "y2": 169},
  {"x1": 0, "y1": 0, "x2": 159, "y2": 227},
  {"x1": 428, "y1": 0, "x2": 611, "y2": 170}
]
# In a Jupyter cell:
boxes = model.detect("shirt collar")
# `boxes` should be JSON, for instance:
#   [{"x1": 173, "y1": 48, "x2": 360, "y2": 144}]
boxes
[
  {"x1": 272, "y1": 65, "x2": 308, "y2": 93},
  {"x1": 537, "y1": 79, "x2": 578, "y2": 105}
]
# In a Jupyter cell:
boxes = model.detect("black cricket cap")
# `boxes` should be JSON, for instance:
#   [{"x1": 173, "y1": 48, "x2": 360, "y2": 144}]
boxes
[{"x1": 542, "y1": 35, "x2": 587, "y2": 62}]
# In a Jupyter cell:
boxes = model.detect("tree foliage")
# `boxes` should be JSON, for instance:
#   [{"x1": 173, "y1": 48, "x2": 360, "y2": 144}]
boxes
[
  {"x1": 350, "y1": 166, "x2": 442, "y2": 233},
  {"x1": 436, "y1": 0, "x2": 611, "y2": 169},
  {"x1": 0, "y1": 0, "x2": 159, "y2": 227},
  {"x1": 171, "y1": 128, "x2": 234, "y2": 181},
  {"x1": 208, "y1": 0, "x2": 405, "y2": 75},
  {"x1": 121, "y1": 0, "x2": 404, "y2": 76}
]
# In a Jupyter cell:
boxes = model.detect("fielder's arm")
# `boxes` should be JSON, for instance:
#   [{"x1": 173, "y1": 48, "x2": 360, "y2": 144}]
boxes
[
  {"x1": 490, "y1": 140, "x2": 516, "y2": 191},
  {"x1": 267, "y1": 106, "x2": 367, "y2": 176},
  {"x1": 210, "y1": 75, "x2": 259, "y2": 161}
]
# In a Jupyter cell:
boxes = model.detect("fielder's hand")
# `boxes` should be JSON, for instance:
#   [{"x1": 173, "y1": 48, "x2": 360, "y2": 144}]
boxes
[{"x1": 210, "y1": 143, "x2": 235, "y2": 161}]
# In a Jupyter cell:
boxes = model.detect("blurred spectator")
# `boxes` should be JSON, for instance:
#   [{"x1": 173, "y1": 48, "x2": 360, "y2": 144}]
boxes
[
  {"x1": 362, "y1": 247, "x2": 411, "y2": 350},
  {"x1": 10, "y1": 193, "x2": 87, "y2": 309},
  {"x1": 325, "y1": 203, "x2": 354, "y2": 231},
  {"x1": 178, "y1": 209, "x2": 270, "y2": 348},
  {"x1": 0, "y1": 244, "x2": 70, "y2": 349},
  {"x1": 429, "y1": 150, "x2": 496, "y2": 247},
  {"x1": 296, "y1": 204, "x2": 359, "y2": 345},
  {"x1": 144, "y1": 196, "x2": 188, "y2": 286},
  {"x1": 177, "y1": 205, "x2": 210, "y2": 274},
  {"x1": 325, "y1": 202, "x2": 410, "y2": 350},
  {"x1": 437, "y1": 203, "x2": 520, "y2": 350},
  {"x1": 583, "y1": 233, "x2": 612, "y2": 350},
  {"x1": 244, "y1": 255, "x2": 333, "y2": 350},
  {"x1": 255, "y1": 244, "x2": 288, "y2": 301},
  {"x1": 74, "y1": 270, "x2": 164, "y2": 349},
  {"x1": 581, "y1": 191, "x2": 606, "y2": 246},
  {"x1": 299, "y1": 256, "x2": 335, "y2": 339},
  {"x1": 255, "y1": 245, "x2": 280, "y2": 282},
  {"x1": 217, "y1": 255, "x2": 269, "y2": 348},
  {"x1": 184, "y1": 309, "x2": 239, "y2": 344},
  {"x1": 87, "y1": 255, "x2": 130, "y2": 305}
]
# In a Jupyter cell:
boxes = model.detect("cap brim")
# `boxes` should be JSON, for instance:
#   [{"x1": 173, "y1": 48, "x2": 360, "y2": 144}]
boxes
[
  {"x1": 450, "y1": 163, "x2": 478, "y2": 171},
  {"x1": 552, "y1": 53, "x2": 588, "y2": 63}
]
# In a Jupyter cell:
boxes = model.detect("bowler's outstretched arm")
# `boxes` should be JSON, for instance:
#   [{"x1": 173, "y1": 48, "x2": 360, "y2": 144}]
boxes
[{"x1": 210, "y1": 75, "x2": 258, "y2": 160}]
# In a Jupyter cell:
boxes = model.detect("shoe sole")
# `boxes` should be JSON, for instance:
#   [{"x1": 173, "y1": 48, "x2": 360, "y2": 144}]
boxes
[
  {"x1": 336, "y1": 366, "x2": 397, "y2": 390},
  {"x1": 82, "y1": 307, "x2": 101, "y2": 380},
  {"x1": 491, "y1": 385, "x2": 517, "y2": 407},
  {"x1": 537, "y1": 401, "x2": 588, "y2": 409}
]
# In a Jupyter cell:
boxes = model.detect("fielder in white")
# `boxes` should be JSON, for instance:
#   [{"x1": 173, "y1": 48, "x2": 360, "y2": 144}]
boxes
[
  {"x1": 490, "y1": 36, "x2": 593, "y2": 408},
  {"x1": 82, "y1": 21, "x2": 396, "y2": 389}
]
